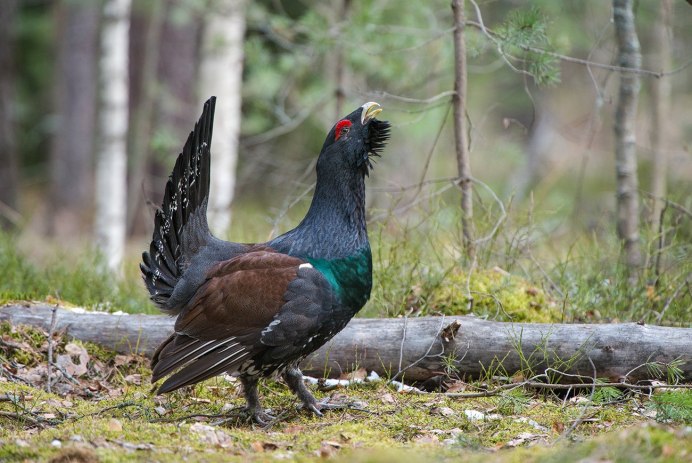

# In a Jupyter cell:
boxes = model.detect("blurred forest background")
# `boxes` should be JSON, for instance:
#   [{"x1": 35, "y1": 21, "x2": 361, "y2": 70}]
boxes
[{"x1": 0, "y1": 0, "x2": 690, "y2": 324}]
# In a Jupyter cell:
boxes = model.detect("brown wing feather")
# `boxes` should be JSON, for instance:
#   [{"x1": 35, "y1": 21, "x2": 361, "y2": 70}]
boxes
[{"x1": 151, "y1": 249, "x2": 307, "y2": 392}]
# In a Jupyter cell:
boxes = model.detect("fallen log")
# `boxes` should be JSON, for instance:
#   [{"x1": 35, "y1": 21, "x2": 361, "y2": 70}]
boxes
[{"x1": 1, "y1": 303, "x2": 689, "y2": 382}]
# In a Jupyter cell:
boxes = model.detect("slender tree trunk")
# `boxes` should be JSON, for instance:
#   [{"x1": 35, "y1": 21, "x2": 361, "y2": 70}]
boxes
[
  {"x1": 0, "y1": 0, "x2": 19, "y2": 230},
  {"x1": 126, "y1": 1, "x2": 164, "y2": 237},
  {"x1": 333, "y1": 0, "x2": 351, "y2": 119},
  {"x1": 200, "y1": 0, "x2": 246, "y2": 238},
  {"x1": 95, "y1": 0, "x2": 131, "y2": 273},
  {"x1": 156, "y1": 0, "x2": 200, "y2": 135},
  {"x1": 612, "y1": 0, "x2": 642, "y2": 273},
  {"x1": 451, "y1": 0, "x2": 474, "y2": 259},
  {"x1": 148, "y1": 0, "x2": 201, "y2": 221},
  {"x1": 49, "y1": 0, "x2": 99, "y2": 237},
  {"x1": 649, "y1": 0, "x2": 672, "y2": 231}
]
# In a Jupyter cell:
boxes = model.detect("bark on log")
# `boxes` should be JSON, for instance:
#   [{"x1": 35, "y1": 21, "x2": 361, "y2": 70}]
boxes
[{"x1": 1, "y1": 303, "x2": 689, "y2": 382}]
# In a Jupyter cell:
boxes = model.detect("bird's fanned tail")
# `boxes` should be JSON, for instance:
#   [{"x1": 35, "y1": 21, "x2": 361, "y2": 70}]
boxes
[{"x1": 140, "y1": 97, "x2": 216, "y2": 312}]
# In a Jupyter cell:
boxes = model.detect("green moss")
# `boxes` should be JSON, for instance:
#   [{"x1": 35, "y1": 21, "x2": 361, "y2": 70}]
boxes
[
  {"x1": 1, "y1": 372, "x2": 688, "y2": 463},
  {"x1": 418, "y1": 268, "x2": 561, "y2": 322}
]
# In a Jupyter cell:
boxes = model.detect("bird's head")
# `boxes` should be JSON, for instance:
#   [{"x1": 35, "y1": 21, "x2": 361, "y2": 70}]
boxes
[{"x1": 318, "y1": 102, "x2": 391, "y2": 177}]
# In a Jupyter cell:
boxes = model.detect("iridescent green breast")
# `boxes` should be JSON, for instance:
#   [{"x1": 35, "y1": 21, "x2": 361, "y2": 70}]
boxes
[{"x1": 307, "y1": 247, "x2": 372, "y2": 309}]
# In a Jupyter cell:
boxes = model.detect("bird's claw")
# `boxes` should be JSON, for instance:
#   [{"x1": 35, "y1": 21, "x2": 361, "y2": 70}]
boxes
[
  {"x1": 316, "y1": 398, "x2": 347, "y2": 411},
  {"x1": 300, "y1": 398, "x2": 350, "y2": 417},
  {"x1": 303, "y1": 402, "x2": 324, "y2": 417},
  {"x1": 245, "y1": 407, "x2": 276, "y2": 427}
]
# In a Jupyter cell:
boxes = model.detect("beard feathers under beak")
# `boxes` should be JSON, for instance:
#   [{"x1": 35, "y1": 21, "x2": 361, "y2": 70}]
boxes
[{"x1": 361, "y1": 118, "x2": 391, "y2": 175}]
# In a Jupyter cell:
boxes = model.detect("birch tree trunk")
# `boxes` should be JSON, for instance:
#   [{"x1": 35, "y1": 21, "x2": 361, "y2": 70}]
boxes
[
  {"x1": 0, "y1": 0, "x2": 19, "y2": 230},
  {"x1": 451, "y1": 0, "x2": 474, "y2": 259},
  {"x1": 201, "y1": 0, "x2": 247, "y2": 238},
  {"x1": 50, "y1": 0, "x2": 99, "y2": 237},
  {"x1": 95, "y1": 0, "x2": 131, "y2": 273},
  {"x1": 649, "y1": 0, "x2": 672, "y2": 231},
  {"x1": 612, "y1": 0, "x2": 642, "y2": 273}
]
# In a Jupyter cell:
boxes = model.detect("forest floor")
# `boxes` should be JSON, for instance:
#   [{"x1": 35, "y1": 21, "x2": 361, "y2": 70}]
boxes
[
  {"x1": 1, "y1": 320, "x2": 690, "y2": 463},
  {"x1": 1, "y1": 199, "x2": 690, "y2": 462}
]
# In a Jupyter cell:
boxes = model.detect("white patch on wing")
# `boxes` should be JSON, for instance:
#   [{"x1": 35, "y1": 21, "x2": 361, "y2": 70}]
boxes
[{"x1": 261, "y1": 319, "x2": 281, "y2": 336}]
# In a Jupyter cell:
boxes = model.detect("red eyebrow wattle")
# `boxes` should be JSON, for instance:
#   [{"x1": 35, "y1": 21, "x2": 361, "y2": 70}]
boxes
[{"x1": 335, "y1": 119, "x2": 352, "y2": 141}]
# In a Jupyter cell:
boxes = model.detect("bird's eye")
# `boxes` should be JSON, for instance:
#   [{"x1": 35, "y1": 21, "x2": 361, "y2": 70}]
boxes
[{"x1": 335, "y1": 120, "x2": 352, "y2": 141}]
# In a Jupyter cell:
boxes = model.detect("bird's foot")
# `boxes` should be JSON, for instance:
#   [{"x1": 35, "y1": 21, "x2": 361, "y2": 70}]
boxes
[
  {"x1": 245, "y1": 406, "x2": 276, "y2": 426},
  {"x1": 299, "y1": 396, "x2": 354, "y2": 417},
  {"x1": 301, "y1": 401, "x2": 324, "y2": 417},
  {"x1": 316, "y1": 397, "x2": 348, "y2": 411}
]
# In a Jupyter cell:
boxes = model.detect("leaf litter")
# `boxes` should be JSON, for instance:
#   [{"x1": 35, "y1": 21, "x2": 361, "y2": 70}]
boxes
[{"x1": 1, "y1": 321, "x2": 691, "y2": 462}]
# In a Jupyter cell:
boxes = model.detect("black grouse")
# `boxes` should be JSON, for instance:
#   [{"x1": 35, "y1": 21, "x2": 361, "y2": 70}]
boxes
[{"x1": 141, "y1": 97, "x2": 390, "y2": 424}]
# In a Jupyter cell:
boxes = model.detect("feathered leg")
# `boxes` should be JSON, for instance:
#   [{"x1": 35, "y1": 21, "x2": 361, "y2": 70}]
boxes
[
  {"x1": 240, "y1": 375, "x2": 274, "y2": 425},
  {"x1": 283, "y1": 366, "x2": 322, "y2": 416}
]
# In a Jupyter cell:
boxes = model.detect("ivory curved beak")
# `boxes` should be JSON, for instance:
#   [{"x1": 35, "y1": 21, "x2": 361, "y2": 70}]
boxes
[{"x1": 360, "y1": 102, "x2": 383, "y2": 125}]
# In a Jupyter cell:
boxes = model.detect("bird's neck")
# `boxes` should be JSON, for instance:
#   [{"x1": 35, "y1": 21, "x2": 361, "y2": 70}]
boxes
[
  {"x1": 305, "y1": 170, "x2": 367, "y2": 235},
  {"x1": 272, "y1": 170, "x2": 369, "y2": 260},
  {"x1": 269, "y1": 170, "x2": 373, "y2": 308}
]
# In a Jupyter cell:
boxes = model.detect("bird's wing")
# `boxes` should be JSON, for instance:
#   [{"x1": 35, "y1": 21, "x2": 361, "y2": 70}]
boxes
[
  {"x1": 151, "y1": 249, "x2": 337, "y2": 393},
  {"x1": 258, "y1": 263, "x2": 340, "y2": 356}
]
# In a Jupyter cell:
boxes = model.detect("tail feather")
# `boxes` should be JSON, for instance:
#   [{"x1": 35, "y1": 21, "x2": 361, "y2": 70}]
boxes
[{"x1": 141, "y1": 96, "x2": 216, "y2": 311}]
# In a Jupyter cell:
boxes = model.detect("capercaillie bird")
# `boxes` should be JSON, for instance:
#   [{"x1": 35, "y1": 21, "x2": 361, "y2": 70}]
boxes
[{"x1": 141, "y1": 97, "x2": 390, "y2": 424}]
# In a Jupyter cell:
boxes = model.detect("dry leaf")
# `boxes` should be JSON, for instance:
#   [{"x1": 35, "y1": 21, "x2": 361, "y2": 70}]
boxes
[
  {"x1": 189, "y1": 423, "x2": 233, "y2": 448},
  {"x1": 220, "y1": 403, "x2": 235, "y2": 413},
  {"x1": 56, "y1": 343, "x2": 89, "y2": 377},
  {"x1": 551, "y1": 421, "x2": 565, "y2": 433},
  {"x1": 283, "y1": 425, "x2": 305, "y2": 435},
  {"x1": 322, "y1": 441, "x2": 342, "y2": 449},
  {"x1": 318, "y1": 444, "x2": 338, "y2": 458},
  {"x1": 515, "y1": 417, "x2": 548, "y2": 432},
  {"x1": 525, "y1": 287, "x2": 539, "y2": 297},
  {"x1": 318, "y1": 441, "x2": 342, "y2": 458},
  {"x1": 107, "y1": 418, "x2": 123, "y2": 432},
  {"x1": 413, "y1": 434, "x2": 439, "y2": 444},
  {"x1": 114, "y1": 355, "x2": 133, "y2": 367},
  {"x1": 445, "y1": 381, "x2": 467, "y2": 393},
  {"x1": 251, "y1": 441, "x2": 278, "y2": 452},
  {"x1": 339, "y1": 368, "x2": 367, "y2": 381},
  {"x1": 505, "y1": 432, "x2": 536, "y2": 448},
  {"x1": 646, "y1": 285, "x2": 656, "y2": 301},
  {"x1": 123, "y1": 374, "x2": 141, "y2": 385},
  {"x1": 431, "y1": 406, "x2": 455, "y2": 417}
]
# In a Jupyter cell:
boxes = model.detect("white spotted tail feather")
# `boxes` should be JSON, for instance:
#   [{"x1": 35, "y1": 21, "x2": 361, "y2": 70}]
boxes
[{"x1": 140, "y1": 97, "x2": 216, "y2": 311}]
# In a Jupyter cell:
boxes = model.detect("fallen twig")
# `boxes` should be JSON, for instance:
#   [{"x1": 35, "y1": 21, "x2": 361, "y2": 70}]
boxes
[
  {"x1": 0, "y1": 410, "x2": 63, "y2": 428},
  {"x1": 46, "y1": 305, "x2": 58, "y2": 394},
  {"x1": 441, "y1": 380, "x2": 691, "y2": 398}
]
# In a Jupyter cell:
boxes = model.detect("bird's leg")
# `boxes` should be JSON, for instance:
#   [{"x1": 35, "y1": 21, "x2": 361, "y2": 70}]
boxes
[
  {"x1": 240, "y1": 375, "x2": 274, "y2": 425},
  {"x1": 283, "y1": 366, "x2": 322, "y2": 417}
]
